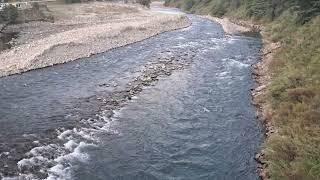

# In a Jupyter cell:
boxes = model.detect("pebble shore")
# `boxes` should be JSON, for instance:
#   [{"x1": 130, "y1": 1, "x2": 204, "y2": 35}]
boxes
[{"x1": 0, "y1": 2, "x2": 190, "y2": 77}]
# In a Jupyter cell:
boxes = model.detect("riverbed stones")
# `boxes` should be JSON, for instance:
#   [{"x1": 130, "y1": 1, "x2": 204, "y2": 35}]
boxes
[
  {"x1": 0, "y1": 2, "x2": 191, "y2": 77},
  {"x1": 95, "y1": 50, "x2": 196, "y2": 125}
]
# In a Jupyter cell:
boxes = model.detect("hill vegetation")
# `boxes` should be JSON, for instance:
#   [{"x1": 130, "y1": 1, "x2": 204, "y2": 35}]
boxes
[{"x1": 165, "y1": 0, "x2": 320, "y2": 179}]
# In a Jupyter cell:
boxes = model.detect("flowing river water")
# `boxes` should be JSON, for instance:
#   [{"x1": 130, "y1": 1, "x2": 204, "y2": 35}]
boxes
[{"x1": 0, "y1": 7, "x2": 263, "y2": 180}]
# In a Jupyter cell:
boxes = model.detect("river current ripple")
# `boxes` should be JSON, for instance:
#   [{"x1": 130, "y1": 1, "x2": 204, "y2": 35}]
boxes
[{"x1": 0, "y1": 8, "x2": 263, "y2": 180}]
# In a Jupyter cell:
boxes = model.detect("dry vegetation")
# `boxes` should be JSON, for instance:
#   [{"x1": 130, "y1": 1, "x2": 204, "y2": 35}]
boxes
[{"x1": 264, "y1": 16, "x2": 320, "y2": 180}]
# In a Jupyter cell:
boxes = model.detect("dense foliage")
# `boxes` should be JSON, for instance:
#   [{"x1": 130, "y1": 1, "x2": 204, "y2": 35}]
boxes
[
  {"x1": 165, "y1": 0, "x2": 320, "y2": 24},
  {"x1": 165, "y1": 0, "x2": 320, "y2": 179}
]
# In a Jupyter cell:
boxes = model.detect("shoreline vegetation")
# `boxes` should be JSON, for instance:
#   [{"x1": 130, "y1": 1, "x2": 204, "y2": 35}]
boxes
[
  {"x1": 165, "y1": 0, "x2": 320, "y2": 179},
  {"x1": 0, "y1": 2, "x2": 190, "y2": 77}
]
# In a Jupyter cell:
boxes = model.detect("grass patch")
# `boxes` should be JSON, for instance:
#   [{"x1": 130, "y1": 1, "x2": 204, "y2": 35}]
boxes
[{"x1": 265, "y1": 16, "x2": 320, "y2": 180}]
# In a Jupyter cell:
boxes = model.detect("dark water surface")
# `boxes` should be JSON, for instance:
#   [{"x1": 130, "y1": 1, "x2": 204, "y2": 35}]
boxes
[{"x1": 0, "y1": 8, "x2": 263, "y2": 180}]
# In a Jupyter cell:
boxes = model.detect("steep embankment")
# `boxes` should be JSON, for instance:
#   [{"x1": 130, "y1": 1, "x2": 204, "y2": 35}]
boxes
[
  {"x1": 165, "y1": 0, "x2": 320, "y2": 179},
  {"x1": 0, "y1": 2, "x2": 190, "y2": 77}
]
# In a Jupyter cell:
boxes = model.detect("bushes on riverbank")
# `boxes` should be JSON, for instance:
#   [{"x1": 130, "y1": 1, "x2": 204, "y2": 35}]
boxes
[{"x1": 165, "y1": 0, "x2": 320, "y2": 179}]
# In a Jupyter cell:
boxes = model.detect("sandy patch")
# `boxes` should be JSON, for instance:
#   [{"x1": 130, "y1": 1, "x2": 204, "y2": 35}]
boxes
[{"x1": 0, "y1": 2, "x2": 190, "y2": 77}]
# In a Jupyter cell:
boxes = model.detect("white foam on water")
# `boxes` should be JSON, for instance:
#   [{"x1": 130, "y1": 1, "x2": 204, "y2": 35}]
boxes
[
  {"x1": 210, "y1": 37, "x2": 224, "y2": 43},
  {"x1": 221, "y1": 58, "x2": 250, "y2": 68},
  {"x1": 46, "y1": 142, "x2": 95, "y2": 180},
  {"x1": 209, "y1": 46, "x2": 221, "y2": 50},
  {"x1": 227, "y1": 37, "x2": 237, "y2": 44},
  {"x1": 22, "y1": 133, "x2": 37, "y2": 138},
  {"x1": 131, "y1": 96, "x2": 139, "y2": 100},
  {"x1": 58, "y1": 129, "x2": 73, "y2": 140},
  {"x1": 199, "y1": 143, "x2": 210, "y2": 148},
  {"x1": 64, "y1": 140, "x2": 78, "y2": 151},
  {"x1": 210, "y1": 38, "x2": 229, "y2": 49},
  {"x1": 97, "y1": 112, "x2": 109, "y2": 122},
  {"x1": 216, "y1": 71, "x2": 232, "y2": 80},
  {"x1": 73, "y1": 128, "x2": 96, "y2": 141},
  {"x1": 28, "y1": 144, "x2": 61, "y2": 157},
  {"x1": 174, "y1": 41, "x2": 200, "y2": 48},
  {"x1": 0, "y1": 152, "x2": 10, "y2": 157},
  {"x1": 202, "y1": 107, "x2": 210, "y2": 113},
  {"x1": 228, "y1": 59, "x2": 250, "y2": 68},
  {"x1": 11, "y1": 114, "x2": 117, "y2": 180},
  {"x1": 18, "y1": 156, "x2": 49, "y2": 170},
  {"x1": 16, "y1": 128, "x2": 99, "y2": 180},
  {"x1": 176, "y1": 36, "x2": 185, "y2": 40},
  {"x1": 46, "y1": 164, "x2": 72, "y2": 180},
  {"x1": 5, "y1": 85, "x2": 126, "y2": 180},
  {"x1": 17, "y1": 144, "x2": 64, "y2": 178},
  {"x1": 2, "y1": 174, "x2": 36, "y2": 180},
  {"x1": 218, "y1": 71, "x2": 229, "y2": 76},
  {"x1": 113, "y1": 109, "x2": 122, "y2": 118},
  {"x1": 174, "y1": 43, "x2": 188, "y2": 48},
  {"x1": 55, "y1": 142, "x2": 92, "y2": 164}
]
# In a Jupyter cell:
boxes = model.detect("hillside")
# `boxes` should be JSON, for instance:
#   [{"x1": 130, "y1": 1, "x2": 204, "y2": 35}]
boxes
[{"x1": 165, "y1": 0, "x2": 320, "y2": 179}]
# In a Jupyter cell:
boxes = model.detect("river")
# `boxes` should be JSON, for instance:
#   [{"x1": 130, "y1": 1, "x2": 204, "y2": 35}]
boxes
[{"x1": 0, "y1": 7, "x2": 263, "y2": 180}]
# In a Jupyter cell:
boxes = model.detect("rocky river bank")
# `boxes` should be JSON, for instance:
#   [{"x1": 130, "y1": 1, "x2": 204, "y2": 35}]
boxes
[{"x1": 0, "y1": 2, "x2": 190, "y2": 77}]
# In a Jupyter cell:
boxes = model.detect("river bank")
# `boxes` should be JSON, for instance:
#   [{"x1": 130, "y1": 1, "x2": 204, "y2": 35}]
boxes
[
  {"x1": 0, "y1": 2, "x2": 190, "y2": 77},
  {"x1": 251, "y1": 31, "x2": 280, "y2": 180}
]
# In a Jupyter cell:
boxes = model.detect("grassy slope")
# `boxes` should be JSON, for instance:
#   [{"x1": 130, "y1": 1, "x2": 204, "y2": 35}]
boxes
[
  {"x1": 266, "y1": 16, "x2": 320, "y2": 180},
  {"x1": 165, "y1": 0, "x2": 320, "y2": 179}
]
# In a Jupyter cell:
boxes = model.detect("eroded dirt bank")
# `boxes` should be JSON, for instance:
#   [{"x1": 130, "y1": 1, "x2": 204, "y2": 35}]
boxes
[{"x1": 0, "y1": 2, "x2": 190, "y2": 77}]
